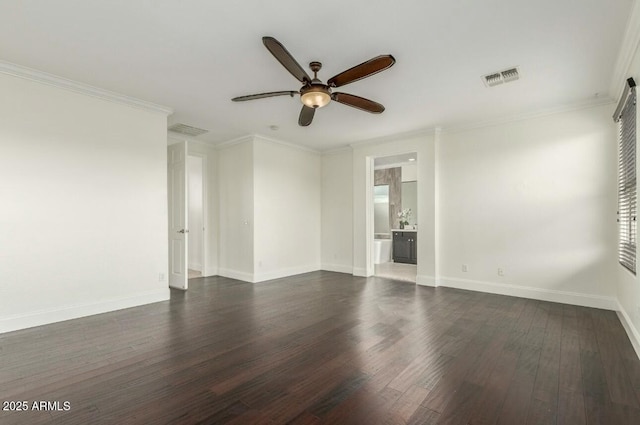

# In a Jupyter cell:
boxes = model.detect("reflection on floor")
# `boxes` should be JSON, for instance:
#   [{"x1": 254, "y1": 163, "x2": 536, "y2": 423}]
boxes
[
  {"x1": 188, "y1": 269, "x2": 202, "y2": 279},
  {"x1": 374, "y1": 261, "x2": 417, "y2": 283}
]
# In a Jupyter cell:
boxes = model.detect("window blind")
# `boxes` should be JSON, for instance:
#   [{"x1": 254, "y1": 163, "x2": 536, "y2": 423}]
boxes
[{"x1": 616, "y1": 78, "x2": 637, "y2": 274}]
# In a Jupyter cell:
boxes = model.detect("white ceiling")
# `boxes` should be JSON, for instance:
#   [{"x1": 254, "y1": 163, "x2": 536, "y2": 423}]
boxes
[{"x1": 0, "y1": 0, "x2": 634, "y2": 151}]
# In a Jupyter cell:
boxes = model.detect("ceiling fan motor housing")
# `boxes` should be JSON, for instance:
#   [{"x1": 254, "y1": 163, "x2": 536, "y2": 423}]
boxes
[{"x1": 300, "y1": 83, "x2": 332, "y2": 108}]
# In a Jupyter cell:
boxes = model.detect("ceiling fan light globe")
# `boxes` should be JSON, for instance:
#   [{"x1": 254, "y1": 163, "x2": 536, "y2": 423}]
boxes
[{"x1": 300, "y1": 85, "x2": 331, "y2": 108}]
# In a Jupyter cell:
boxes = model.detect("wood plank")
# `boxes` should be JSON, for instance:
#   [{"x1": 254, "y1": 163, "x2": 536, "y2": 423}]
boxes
[
  {"x1": 465, "y1": 330, "x2": 508, "y2": 386},
  {"x1": 391, "y1": 385, "x2": 431, "y2": 423},
  {"x1": 1, "y1": 272, "x2": 640, "y2": 424},
  {"x1": 469, "y1": 350, "x2": 518, "y2": 425},
  {"x1": 421, "y1": 339, "x2": 488, "y2": 413},
  {"x1": 437, "y1": 381, "x2": 483, "y2": 425},
  {"x1": 496, "y1": 374, "x2": 535, "y2": 425},
  {"x1": 557, "y1": 389, "x2": 586, "y2": 424},
  {"x1": 407, "y1": 406, "x2": 440, "y2": 425},
  {"x1": 526, "y1": 398, "x2": 557, "y2": 425},
  {"x1": 559, "y1": 331, "x2": 582, "y2": 393}
]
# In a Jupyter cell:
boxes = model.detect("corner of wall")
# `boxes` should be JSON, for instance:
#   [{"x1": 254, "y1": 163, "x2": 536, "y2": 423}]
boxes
[
  {"x1": 416, "y1": 275, "x2": 437, "y2": 287},
  {"x1": 617, "y1": 300, "x2": 640, "y2": 360},
  {"x1": 217, "y1": 268, "x2": 255, "y2": 283},
  {"x1": 203, "y1": 266, "x2": 219, "y2": 277},
  {"x1": 609, "y1": 0, "x2": 640, "y2": 98},
  {"x1": 321, "y1": 264, "x2": 353, "y2": 274},
  {"x1": 352, "y1": 267, "x2": 367, "y2": 277},
  {"x1": 253, "y1": 264, "x2": 321, "y2": 283}
]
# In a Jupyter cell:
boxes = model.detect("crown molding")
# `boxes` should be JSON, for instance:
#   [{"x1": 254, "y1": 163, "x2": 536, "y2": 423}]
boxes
[
  {"x1": 348, "y1": 97, "x2": 615, "y2": 147},
  {"x1": 167, "y1": 130, "x2": 216, "y2": 146},
  {"x1": 253, "y1": 134, "x2": 320, "y2": 155},
  {"x1": 321, "y1": 146, "x2": 353, "y2": 156},
  {"x1": 609, "y1": 0, "x2": 640, "y2": 101},
  {"x1": 215, "y1": 133, "x2": 320, "y2": 154},
  {"x1": 349, "y1": 127, "x2": 437, "y2": 149},
  {"x1": 215, "y1": 134, "x2": 254, "y2": 150},
  {"x1": 0, "y1": 60, "x2": 173, "y2": 115},
  {"x1": 441, "y1": 96, "x2": 615, "y2": 135}
]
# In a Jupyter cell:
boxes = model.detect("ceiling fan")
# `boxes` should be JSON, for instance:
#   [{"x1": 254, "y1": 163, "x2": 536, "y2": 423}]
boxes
[{"x1": 232, "y1": 36, "x2": 395, "y2": 126}]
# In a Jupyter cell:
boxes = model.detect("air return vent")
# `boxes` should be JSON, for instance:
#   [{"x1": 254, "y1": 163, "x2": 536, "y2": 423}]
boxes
[
  {"x1": 168, "y1": 123, "x2": 209, "y2": 137},
  {"x1": 482, "y1": 67, "x2": 520, "y2": 87}
]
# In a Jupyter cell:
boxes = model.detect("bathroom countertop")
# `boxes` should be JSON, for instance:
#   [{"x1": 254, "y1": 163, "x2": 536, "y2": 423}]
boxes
[{"x1": 391, "y1": 228, "x2": 417, "y2": 232}]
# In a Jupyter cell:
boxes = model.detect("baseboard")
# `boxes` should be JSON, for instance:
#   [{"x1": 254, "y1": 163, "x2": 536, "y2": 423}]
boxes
[
  {"x1": 217, "y1": 268, "x2": 254, "y2": 283},
  {"x1": 0, "y1": 289, "x2": 170, "y2": 334},
  {"x1": 416, "y1": 275, "x2": 437, "y2": 287},
  {"x1": 188, "y1": 262, "x2": 202, "y2": 271},
  {"x1": 438, "y1": 277, "x2": 617, "y2": 310},
  {"x1": 321, "y1": 263, "x2": 353, "y2": 274},
  {"x1": 203, "y1": 265, "x2": 218, "y2": 277},
  {"x1": 353, "y1": 267, "x2": 367, "y2": 277},
  {"x1": 253, "y1": 264, "x2": 320, "y2": 283},
  {"x1": 616, "y1": 300, "x2": 640, "y2": 360}
]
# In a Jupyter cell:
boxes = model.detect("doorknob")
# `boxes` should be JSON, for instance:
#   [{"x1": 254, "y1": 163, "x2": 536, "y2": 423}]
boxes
[{"x1": 178, "y1": 229, "x2": 189, "y2": 233}]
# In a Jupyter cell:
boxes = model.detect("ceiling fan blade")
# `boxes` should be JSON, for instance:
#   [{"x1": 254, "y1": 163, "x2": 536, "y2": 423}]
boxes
[
  {"x1": 298, "y1": 105, "x2": 315, "y2": 126},
  {"x1": 332, "y1": 92, "x2": 385, "y2": 113},
  {"x1": 262, "y1": 36, "x2": 311, "y2": 83},
  {"x1": 231, "y1": 91, "x2": 297, "y2": 102},
  {"x1": 327, "y1": 55, "x2": 395, "y2": 88}
]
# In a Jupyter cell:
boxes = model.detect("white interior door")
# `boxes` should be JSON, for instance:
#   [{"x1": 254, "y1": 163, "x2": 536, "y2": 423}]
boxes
[{"x1": 168, "y1": 141, "x2": 188, "y2": 290}]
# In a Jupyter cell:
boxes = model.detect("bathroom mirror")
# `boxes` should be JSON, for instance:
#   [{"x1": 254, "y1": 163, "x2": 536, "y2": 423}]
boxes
[
  {"x1": 401, "y1": 181, "x2": 417, "y2": 226},
  {"x1": 374, "y1": 184, "x2": 390, "y2": 236}
]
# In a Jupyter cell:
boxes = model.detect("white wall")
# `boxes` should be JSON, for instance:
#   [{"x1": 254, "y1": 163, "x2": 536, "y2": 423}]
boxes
[
  {"x1": 188, "y1": 155, "x2": 203, "y2": 271},
  {"x1": 352, "y1": 133, "x2": 437, "y2": 285},
  {"x1": 321, "y1": 149, "x2": 354, "y2": 273},
  {"x1": 253, "y1": 137, "x2": 321, "y2": 281},
  {"x1": 217, "y1": 139, "x2": 254, "y2": 281},
  {"x1": 217, "y1": 136, "x2": 321, "y2": 283},
  {"x1": 616, "y1": 27, "x2": 640, "y2": 357},
  {"x1": 0, "y1": 72, "x2": 170, "y2": 333},
  {"x1": 401, "y1": 163, "x2": 417, "y2": 182},
  {"x1": 439, "y1": 104, "x2": 618, "y2": 309},
  {"x1": 187, "y1": 141, "x2": 219, "y2": 276}
]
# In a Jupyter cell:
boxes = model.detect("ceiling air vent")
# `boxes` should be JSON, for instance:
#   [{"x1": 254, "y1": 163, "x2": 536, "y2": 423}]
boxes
[
  {"x1": 482, "y1": 67, "x2": 520, "y2": 87},
  {"x1": 168, "y1": 123, "x2": 209, "y2": 137}
]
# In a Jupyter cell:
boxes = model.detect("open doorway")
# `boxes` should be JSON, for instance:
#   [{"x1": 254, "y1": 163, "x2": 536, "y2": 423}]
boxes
[
  {"x1": 372, "y1": 152, "x2": 418, "y2": 283},
  {"x1": 188, "y1": 155, "x2": 204, "y2": 280}
]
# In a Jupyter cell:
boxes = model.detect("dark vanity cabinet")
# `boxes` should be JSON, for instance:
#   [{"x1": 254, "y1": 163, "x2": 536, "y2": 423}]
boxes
[{"x1": 392, "y1": 231, "x2": 417, "y2": 264}]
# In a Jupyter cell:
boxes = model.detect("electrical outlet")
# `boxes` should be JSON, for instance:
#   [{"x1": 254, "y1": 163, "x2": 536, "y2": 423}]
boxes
[
  {"x1": 498, "y1": 268, "x2": 504, "y2": 276},
  {"x1": 462, "y1": 264, "x2": 468, "y2": 272},
  {"x1": 159, "y1": 272, "x2": 166, "y2": 282}
]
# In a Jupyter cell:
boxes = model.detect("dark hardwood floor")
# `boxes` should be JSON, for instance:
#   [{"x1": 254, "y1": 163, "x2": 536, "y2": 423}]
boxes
[{"x1": 1, "y1": 271, "x2": 640, "y2": 424}]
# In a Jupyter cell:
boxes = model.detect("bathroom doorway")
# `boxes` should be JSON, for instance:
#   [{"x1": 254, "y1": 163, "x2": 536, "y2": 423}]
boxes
[{"x1": 372, "y1": 152, "x2": 418, "y2": 282}]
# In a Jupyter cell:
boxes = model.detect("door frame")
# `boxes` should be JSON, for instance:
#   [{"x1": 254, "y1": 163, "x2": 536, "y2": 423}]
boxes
[
  {"x1": 365, "y1": 156, "x2": 375, "y2": 277},
  {"x1": 366, "y1": 152, "x2": 420, "y2": 278}
]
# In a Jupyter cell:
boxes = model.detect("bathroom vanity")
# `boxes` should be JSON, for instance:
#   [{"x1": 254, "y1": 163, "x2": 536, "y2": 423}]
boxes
[{"x1": 392, "y1": 230, "x2": 417, "y2": 264}]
